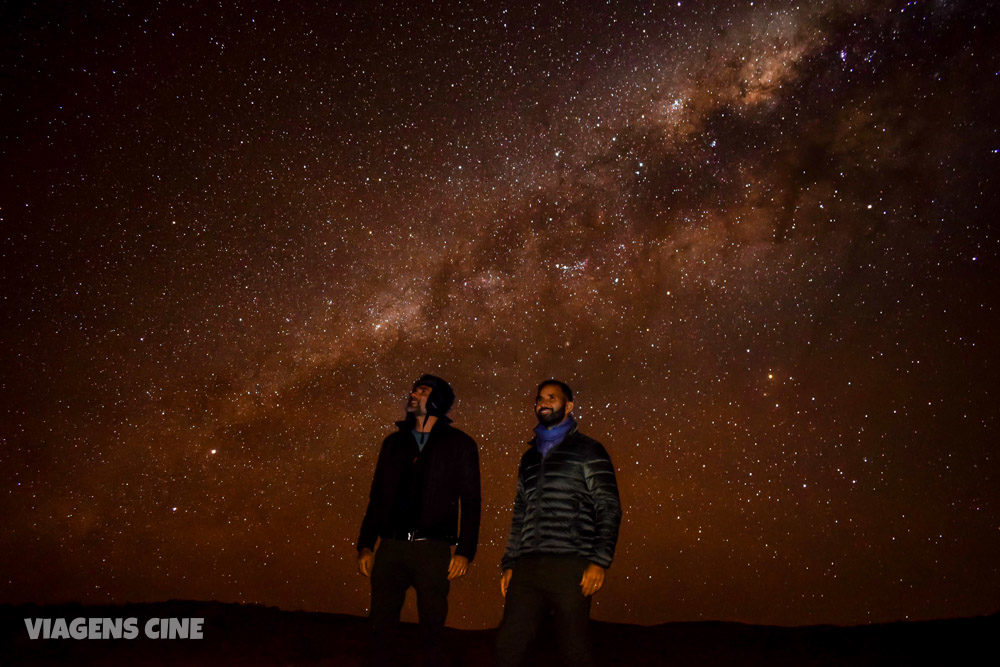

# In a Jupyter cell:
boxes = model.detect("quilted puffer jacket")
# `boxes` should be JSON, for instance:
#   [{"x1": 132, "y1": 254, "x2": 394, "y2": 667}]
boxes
[{"x1": 501, "y1": 428, "x2": 621, "y2": 570}]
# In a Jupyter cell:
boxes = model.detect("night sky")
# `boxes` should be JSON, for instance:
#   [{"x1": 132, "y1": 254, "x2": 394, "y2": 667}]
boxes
[{"x1": 3, "y1": 0, "x2": 999, "y2": 630}]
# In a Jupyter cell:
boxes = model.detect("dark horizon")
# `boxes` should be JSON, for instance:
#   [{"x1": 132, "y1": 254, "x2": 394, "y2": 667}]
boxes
[
  {"x1": 7, "y1": 597, "x2": 1000, "y2": 629},
  {"x1": 3, "y1": 599, "x2": 998, "y2": 666},
  {"x1": 3, "y1": 0, "x2": 999, "y2": 630}
]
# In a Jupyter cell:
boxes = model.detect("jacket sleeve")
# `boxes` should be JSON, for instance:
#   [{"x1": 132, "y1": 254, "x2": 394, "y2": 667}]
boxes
[
  {"x1": 584, "y1": 443, "x2": 622, "y2": 568},
  {"x1": 356, "y1": 438, "x2": 390, "y2": 553},
  {"x1": 455, "y1": 437, "x2": 482, "y2": 561},
  {"x1": 500, "y1": 469, "x2": 526, "y2": 570}
]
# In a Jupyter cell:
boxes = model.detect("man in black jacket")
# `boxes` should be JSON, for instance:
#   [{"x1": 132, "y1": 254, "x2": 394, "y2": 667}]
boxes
[
  {"x1": 496, "y1": 379, "x2": 622, "y2": 667},
  {"x1": 357, "y1": 374, "x2": 480, "y2": 666}
]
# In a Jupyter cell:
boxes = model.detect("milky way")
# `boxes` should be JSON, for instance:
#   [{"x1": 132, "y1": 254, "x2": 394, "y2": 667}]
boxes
[{"x1": 3, "y1": 0, "x2": 999, "y2": 629}]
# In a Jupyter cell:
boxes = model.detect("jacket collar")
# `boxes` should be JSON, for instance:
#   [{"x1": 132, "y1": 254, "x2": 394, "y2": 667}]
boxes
[{"x1": 395, "y1": 414, "x2": 453, "y2": 431}]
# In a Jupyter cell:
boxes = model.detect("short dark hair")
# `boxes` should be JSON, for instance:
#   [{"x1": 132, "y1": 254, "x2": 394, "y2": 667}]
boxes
[{"x1": 537, "y1": 379, "x2": 573, "y2": 402}]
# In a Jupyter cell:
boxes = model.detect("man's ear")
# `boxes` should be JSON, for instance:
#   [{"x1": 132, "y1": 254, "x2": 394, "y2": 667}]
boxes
[{"x1": 565, "y1": 400, "x2": 575, "y2": 415}]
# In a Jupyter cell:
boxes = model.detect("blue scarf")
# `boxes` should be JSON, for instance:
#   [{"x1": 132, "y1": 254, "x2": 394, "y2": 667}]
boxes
[{"x1": 533, "y1": 415, "x2": 576, "y2": 458}]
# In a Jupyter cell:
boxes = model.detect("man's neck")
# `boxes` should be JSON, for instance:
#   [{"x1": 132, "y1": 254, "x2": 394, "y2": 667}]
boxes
[
  {"x1": 413, "y1": 414, "x2": 438, "y2": 433},
  {"x1": 543, "y1": 416, "x2": 571, "y2": 430}
]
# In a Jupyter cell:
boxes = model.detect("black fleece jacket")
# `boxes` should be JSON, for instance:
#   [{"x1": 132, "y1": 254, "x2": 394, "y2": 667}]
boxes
[
  {"x1": 501, "y1": 428, "x2": 621, "y2": 570},
  {"x1": 357, "y1": 416, "x2": 481, "y2": 561}
]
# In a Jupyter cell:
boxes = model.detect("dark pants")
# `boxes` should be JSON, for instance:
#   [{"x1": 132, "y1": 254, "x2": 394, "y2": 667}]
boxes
[
  {"x1": 495, "y1": 555, "x2": 594, "y2": 667},
  {"x1": 369, "y1": 538, "x2": 452, "y2": 666}
]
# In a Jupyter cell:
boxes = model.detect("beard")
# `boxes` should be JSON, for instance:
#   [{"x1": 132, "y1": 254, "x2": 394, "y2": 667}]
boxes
[
  {"x1": 536, "y1": 404, "x2": 566, "y2": 427},
  {"x1": 406, "y1": 398, "x2": 427, "y2": 416}
]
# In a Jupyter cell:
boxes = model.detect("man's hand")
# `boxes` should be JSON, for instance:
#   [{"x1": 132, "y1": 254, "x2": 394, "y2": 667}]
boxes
[
  {"x1": 447, "y1": 555, "x2": 470, "y2": 580},
  {"x1": 580, "y1": 563, "x2": 605, "y2": 597},
  {"x1": 358, "y1": 548, "x2": 374, "y2": 577},
  {"x1": 500, "y1": 569, "x2": 513, "y2": 597}
]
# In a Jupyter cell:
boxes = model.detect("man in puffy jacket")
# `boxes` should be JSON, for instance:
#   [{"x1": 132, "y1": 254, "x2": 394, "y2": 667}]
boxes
[
  {"x1": 357, "y1": 374, "x2": 481, "y2": 666},
  {"x1": 496, "y1": 379, "x2": 622, "y2": 667}
]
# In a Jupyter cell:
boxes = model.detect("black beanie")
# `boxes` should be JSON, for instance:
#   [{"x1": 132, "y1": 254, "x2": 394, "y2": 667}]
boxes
[{"x1": 413, "y1": 374, "x2": 455, "y2": 417}]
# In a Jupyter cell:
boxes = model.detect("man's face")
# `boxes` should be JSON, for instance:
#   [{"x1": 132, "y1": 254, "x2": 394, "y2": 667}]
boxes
[
  {"x1": 535, "y1": 384, "x2": 573, "y2": 427},
  {"x1": 407, "y1": 384, "x2": 432, "y2": 416}
]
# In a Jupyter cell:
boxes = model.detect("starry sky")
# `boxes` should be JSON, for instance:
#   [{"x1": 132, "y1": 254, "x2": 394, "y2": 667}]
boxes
[{"x1": 3, "y1": 0, "x2": 999, "y2": 630}]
